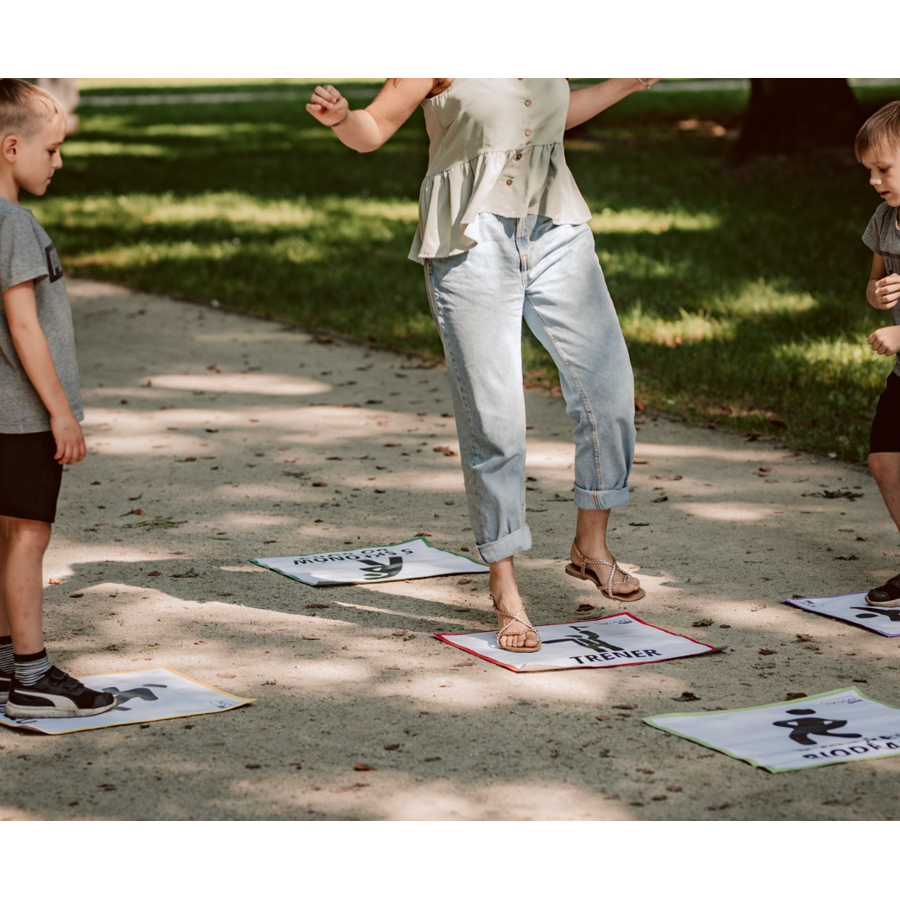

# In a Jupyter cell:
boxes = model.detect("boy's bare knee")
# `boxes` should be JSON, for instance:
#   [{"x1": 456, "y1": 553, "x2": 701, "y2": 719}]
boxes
[
  {"x1": 7, "y1": 517, "x2": 52, "y2": 551},
  {"x1": 869, "y1": 452, "x2": 900, "y2": 484}
]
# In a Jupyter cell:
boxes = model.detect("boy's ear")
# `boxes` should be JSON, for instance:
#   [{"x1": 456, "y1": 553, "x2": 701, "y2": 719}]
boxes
[{"x1": 0, "y1": 134, "x2": 19, "y2": 163}]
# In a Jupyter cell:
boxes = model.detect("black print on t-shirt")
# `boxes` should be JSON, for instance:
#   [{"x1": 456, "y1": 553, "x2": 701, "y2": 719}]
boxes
[
  {"x1": 851, "y1": 606, "x2": 900, "y2": 623},
  {"x1": 45, "y1": 243, "x2": 63, "y2": 283},
  {"x1": 772, "y1": 708, "x2": 862, "y2": 746},
  {"x1": 358, "y1": 556, "x2": 404, "y2": 580}
]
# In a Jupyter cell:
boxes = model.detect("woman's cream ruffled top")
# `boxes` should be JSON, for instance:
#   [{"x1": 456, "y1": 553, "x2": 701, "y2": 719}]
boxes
[{"x1": 408, "y1": 78, "x2": 592, "y2": 263}]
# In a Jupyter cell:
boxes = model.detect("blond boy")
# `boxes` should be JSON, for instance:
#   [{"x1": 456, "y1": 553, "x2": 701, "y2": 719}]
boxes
[
  {"x1": 858, "y1": 101, "x2": 900, "y2": 607},
  {"x1": 0, "y1": 79, "x2": 114, "y2": 716}
]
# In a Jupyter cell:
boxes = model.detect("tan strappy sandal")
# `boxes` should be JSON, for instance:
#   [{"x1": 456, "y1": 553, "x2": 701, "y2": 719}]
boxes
[
  {"x1": 566, "y1": 542, "x2": 646, "y2": 602},
  {"x1": 491, "y1": 594, "x2": 542, "y2": 653}
]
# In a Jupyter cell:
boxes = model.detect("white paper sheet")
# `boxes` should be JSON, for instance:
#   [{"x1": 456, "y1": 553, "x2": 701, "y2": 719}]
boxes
[
  {"x1": 783, "y1": 592, "x2": 900, "y2": 636},
  {"x1": 437, "y1": 612, "x2": 721, "y2": 672},
  {"x1": 645, "y1": 687, "x2": 900, "y2": 773},
  {"x1": 252, "y1": 537, "x2": 488, "y2": 586},
  {"x1": 0, "y1": 666, "x2": 254, "y2": 735}
]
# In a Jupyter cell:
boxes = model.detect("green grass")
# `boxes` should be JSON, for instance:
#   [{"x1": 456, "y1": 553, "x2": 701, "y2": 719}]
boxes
[{"x1": 30, "y1": 82, "x2": 900, "y2": 460}]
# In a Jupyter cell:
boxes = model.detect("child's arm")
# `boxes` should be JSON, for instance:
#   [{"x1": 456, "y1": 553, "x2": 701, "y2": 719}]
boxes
[
  {"x1": 867, "y1": 253, "x2": 900, "y2": 310},
  {"x1": 3, "y1": 280, "x2": 85, "y2": 465}
]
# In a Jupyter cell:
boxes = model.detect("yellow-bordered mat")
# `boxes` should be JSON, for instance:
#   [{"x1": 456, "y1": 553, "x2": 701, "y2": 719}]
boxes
[{"x1": 0, "y1": 666, "x2": 255, "y2": 735}]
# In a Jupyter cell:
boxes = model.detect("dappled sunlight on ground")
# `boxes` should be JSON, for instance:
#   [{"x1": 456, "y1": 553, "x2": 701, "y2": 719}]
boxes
[{"x1": 8, "y1": 281, "x2": 900, "y2": 822}]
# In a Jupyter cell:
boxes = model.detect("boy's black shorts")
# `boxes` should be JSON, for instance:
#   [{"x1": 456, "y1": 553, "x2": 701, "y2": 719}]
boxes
[
  {"x1": 870, "y1": 372, "x2": 900, "y2": 454},
  {"x1": 0, "y1": 432, "x2": 63, "y2": 523}
]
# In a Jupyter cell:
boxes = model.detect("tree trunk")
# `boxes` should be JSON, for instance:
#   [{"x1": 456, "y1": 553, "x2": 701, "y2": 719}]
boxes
[{"x1": 730, "y1": 79, "x2": 862, "y2": 165}]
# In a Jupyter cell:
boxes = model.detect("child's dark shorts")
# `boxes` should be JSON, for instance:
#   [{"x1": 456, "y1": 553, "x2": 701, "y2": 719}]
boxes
[
  {"x1": 870, "y1": 372, "x2": 900, "y2": 454},
  {"x1": 0, "y1": 432, "x2": 63, "y2": 523}
]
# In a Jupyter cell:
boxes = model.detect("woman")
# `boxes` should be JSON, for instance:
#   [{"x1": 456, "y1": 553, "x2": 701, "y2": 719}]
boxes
[{"x1": 307, "y1": 78, "x2": 657, "y2": 652}]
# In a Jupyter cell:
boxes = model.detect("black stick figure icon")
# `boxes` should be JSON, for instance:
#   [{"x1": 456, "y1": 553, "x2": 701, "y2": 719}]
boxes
[
  {"x1": 101, "y1": 683, "x2": 167, "y2": 711},
  {"x1": 772, "y1": 708, "x2": 862, "y2": 746},
  {"x1": 851, "y1": 606, "x2": 900, "y2": 623},
  {"x1": 542, "y1": 626, "x2": 625, "y2": 654},
  {"x1": 358, "y1": 556, "x2": 404, "y2": 580}
]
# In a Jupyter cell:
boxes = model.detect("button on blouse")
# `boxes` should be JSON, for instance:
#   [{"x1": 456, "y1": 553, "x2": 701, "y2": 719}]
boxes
[{"x1": 409, "y1": 78, "x2": 592, "y2": 263}]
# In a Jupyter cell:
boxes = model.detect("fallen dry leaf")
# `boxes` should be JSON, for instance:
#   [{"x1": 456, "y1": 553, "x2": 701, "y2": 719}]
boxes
[
  {"x1": 384, "y1": 744, "x2": 401, "y2": 751},
  {"x1": 651, "y1": 495, "x2": 669, "y2": 503},
  {"x1": 613, "y1": 704, "x2": 636, "y2": 710},
  {"x1": 315, "y1": 335, "x2": 333, "y2": 344},
  {"x1": 786, "y1": 692, "x2": 808, "y2": 701},
  {"x1": 453, "y1": 662, "x2": 474, "y2": 668},
  {"x1": 306, "y1": 604, "x2": 329, "y2": 609},
  {"x1": 147, "y1": 571, "x2": 161, "y2": 577},
  {"x1": 70, "y1": 592, "x2": 84, "y2": 598},
  {"x1": 172, "y1": 568, "x2": 202, "y2": 579},
  {"x1": 312, "y1": 482, "x2": 328, "y2": 488},
  {"x1": 354, "y1": 763, "x2": 375, "y2": 771},
  {"x1": 693, "y1": 619, "x2": 713, "y2": 627},
  {"x1": 48, "y1": 578, "x2": 61, "y2": 585},
  {"x1": 674, "y1": 692, "x2": 700, "y2": 702},
  {"x1": 577, "y1": 604, "x2": 594, "y2": 612},
  {"x1": 759, "y1": 648, "x2": 777, "y2": 655},
  {"x1": 636, "y1": 767, "x2": 655, "y2": 775},
  {"x1": 596, "y1": 715, "x2": 610, "y2": 721}
]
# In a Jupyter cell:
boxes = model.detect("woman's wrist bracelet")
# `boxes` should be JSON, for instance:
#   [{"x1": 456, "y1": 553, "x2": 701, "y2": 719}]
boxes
[
  {"x1": 331, "y1": 111, "x2": 350, "y2": 128},
  {"x1": 637, "y1": 78, "x2": 652, "y2": 90}
]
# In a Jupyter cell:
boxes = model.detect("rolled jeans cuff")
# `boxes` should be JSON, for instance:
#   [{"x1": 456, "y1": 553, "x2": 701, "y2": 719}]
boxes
[
  {"x1": 477, "y1": 524, "x2": 533, "y2": 564},
  {"x1": 574, "y1": 485, "x2": 630, "y2": 511}
]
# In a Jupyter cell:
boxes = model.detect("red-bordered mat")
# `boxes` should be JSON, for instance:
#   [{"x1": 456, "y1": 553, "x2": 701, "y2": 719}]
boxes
[{"x1": 436, "y1": 612, "x2": 723, "y2": 672}]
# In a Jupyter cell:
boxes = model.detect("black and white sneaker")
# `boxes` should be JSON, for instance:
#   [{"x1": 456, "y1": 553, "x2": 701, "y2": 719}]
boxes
[
  {"x1": 0, "y1": 671, "x2": 10, "y2": 706},
  {"x1": 5, "y1": 667, "x2": 116, "y2": 719},
  {"x1": 866, "y1": 573, "x2": 900, "y2": 608}
]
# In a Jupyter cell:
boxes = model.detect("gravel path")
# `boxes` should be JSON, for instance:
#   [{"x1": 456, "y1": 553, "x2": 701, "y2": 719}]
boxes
[{"x1": 2, "y1": 279, "x2": 898, "y2": 821}]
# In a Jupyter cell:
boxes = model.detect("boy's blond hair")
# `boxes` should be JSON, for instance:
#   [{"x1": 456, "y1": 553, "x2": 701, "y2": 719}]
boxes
[
  {"x1": 0, "y1": 78, "x2": 64, "y2": 140},
  {"x1": 856, "y1": 100, "x2": 900, "y2": 160}
]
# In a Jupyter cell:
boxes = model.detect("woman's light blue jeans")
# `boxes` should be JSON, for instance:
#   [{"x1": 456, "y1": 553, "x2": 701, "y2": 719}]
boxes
[{"x1": 423, "y1": 213, "x2": 636, "y2": 564}]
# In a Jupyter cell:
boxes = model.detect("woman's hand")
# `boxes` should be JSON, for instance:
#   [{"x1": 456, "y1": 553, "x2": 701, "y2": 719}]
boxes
[
  {"x1": 867, "y1": 324, "x2": 900, "y2": 356},
  {"x1": 868, "y1": 272, "x2": 900, "y2": 310},
  {"x1": 306, "y1": 85, "x2": 350, "y2": 127}
]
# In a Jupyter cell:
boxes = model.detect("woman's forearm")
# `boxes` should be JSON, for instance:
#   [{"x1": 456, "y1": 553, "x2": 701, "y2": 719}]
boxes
[
  {"x1": 331, "y1": 109, "x2": 390, "y2": 153},
  {"x1": 566, "y1": 78, "x2": 646, "y2": 130}
]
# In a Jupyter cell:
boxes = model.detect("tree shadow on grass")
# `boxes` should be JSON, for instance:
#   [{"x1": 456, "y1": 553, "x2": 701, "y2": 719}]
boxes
[{"x1": 35, "y1": 93, "x2": 896, "y2": 463}]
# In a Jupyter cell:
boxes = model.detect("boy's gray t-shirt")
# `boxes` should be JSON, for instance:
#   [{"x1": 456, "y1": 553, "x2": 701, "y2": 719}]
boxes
[
  {"x1": 0, "y1": 197, "x2": 83, "y2": 433},
  {"x1": 863, "y1": 200, "x2": 900, "y2": 378}
]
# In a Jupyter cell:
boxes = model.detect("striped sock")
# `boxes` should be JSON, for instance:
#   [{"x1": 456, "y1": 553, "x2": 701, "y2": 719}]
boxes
[
  {"x1": 14, "y1": 649, "x2": 51, "y2": 686},
  {"x1": 0, "y1": 636, "x2": 12, "y2": 675}
]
